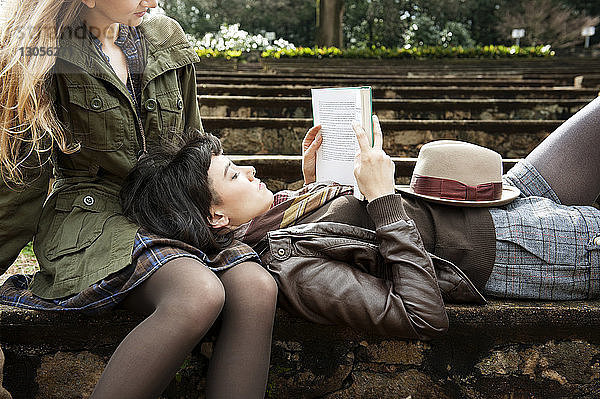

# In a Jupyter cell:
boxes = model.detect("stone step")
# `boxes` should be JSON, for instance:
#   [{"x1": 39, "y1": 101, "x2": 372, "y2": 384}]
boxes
[
  {"x1": 196, "y1": 58, "x2": 600, "y2": 80},
  {"x1": 2, "y1": 301, "x2": 600, "y2": 398},
  {"x1": 199, "y1": 95, "x2": 588, "y2": 120},
  {"x1": 257, "y1": 57, "x2": 600, "y2": 71},
  {"x1": 195, "y1": 75, "x2": 563, "y2": 87},
  {"x1": 196, "y1": 63, "x2": 600, "y2": 85},
  {"x1": 197, "y1": 84, "x2": 599, "y2": 99},
  {"x1": 202, "y1": 116, "x2": 559, "y2": 158}
]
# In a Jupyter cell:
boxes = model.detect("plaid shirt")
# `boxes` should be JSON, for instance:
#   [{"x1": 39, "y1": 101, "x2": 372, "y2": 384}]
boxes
[{"x1": 90, "y1": 24, "x2": 145, "y2": 115}]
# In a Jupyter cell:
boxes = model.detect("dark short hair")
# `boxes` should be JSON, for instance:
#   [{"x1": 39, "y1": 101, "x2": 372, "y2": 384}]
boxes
[{"x1": 119, "y1": 129, "x2": 231, "y2": 252}]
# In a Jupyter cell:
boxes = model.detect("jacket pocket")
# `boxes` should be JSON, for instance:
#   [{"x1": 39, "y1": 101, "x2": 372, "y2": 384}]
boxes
[
  {"x1": 42, "y1": 189, "x2": 118, "y2": 261},
  {"x1": 157, "y1": 91, "x2": 184, "y2": 134},
  {"x1": 66, "y1": 85, "x2": 124, "y2": 151}
]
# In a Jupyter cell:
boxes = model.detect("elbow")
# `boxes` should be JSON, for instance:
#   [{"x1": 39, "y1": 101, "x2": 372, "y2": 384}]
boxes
[{"x1": 413, "y1": 310, "x2": 449, "y2": 341}]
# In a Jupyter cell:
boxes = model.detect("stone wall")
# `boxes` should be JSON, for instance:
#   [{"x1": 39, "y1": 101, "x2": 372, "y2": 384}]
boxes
[{"x1": 2, "y1": 301, "x2": 600, "y2": 399}]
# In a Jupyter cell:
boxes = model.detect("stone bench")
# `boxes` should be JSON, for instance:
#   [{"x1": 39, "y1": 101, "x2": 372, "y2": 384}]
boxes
[
  {"x1": 202, "y1": 117, "x2": 559, "y2": 158},
  {"x1": 2, "y1": 301, "x2": 600, "y2": 399},
  {"x1": 196, "y1": 84, "x2": 599, "y2": 99},
  {"x1": 199, "y1": 95, "x2": 587, "y2": 120}
]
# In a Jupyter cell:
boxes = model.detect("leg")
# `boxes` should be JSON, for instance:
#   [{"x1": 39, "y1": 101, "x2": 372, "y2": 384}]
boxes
[
  {"x1": 90, "y1": 257, "x2": 225, "y2": 399},
  {"x1": 525, "y1": 96, "x2": 600, "y2": 205},
  {"x1": 207, "y1": 262, "x2": 278, "y2": 399}
]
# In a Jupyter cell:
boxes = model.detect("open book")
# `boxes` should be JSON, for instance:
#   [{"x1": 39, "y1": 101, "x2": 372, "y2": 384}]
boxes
[{"x1": 311, "y1": 86, "x2": 373, "y2": 199}]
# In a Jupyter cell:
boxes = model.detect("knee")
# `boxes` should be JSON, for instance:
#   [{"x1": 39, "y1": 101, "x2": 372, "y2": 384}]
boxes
[
  {"x1": 240, "y1": 265, "x2": 279, "y2": 307},
  {"x1": 159, "y1": 271, "x2": 225, "y2": 331},
  {"x1": 187, "y1": 275, "x2": 226, "y2": 318},
  {"x1": 256, "y1": 269, "x2": 278, "y2": 303}
]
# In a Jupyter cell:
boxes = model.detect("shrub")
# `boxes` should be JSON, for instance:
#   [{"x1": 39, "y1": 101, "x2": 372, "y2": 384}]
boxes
[{"x1": 258, "y1": 44, "x2": 555, "y2": 59}]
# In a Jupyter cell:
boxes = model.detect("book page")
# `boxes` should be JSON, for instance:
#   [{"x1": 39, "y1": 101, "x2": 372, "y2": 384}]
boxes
[{"x1": 312, "y1": 88, "x2": 363, "y2": 187}]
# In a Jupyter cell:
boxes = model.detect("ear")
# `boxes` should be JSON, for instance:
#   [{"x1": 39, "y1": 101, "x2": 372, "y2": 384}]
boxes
[
  {"x1": 207, "y1": 208, "x2": 230, "y2": 229},
  {"x1": 81, "y1": 0, "x2": 96, "y2": 8}
]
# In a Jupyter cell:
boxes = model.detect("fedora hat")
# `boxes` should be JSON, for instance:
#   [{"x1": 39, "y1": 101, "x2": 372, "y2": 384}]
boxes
[{"x1": 396, "y1": 140, "x2": 520, "y2": 207}]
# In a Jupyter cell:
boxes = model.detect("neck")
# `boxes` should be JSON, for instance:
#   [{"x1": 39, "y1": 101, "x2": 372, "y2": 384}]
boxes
[{"x1": 80, "y1": 10, "x2": 120, "y2": 46}]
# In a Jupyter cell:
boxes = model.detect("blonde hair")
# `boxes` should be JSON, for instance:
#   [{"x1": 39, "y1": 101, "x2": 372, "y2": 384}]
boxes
[{"x1": 0, "y1": 0, "x2": 83, "y2": 185}]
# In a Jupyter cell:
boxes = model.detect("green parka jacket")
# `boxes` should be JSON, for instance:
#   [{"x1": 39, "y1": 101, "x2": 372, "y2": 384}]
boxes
[{"x1": 0, "y1": 15, "x2": 202, "y2": 299}]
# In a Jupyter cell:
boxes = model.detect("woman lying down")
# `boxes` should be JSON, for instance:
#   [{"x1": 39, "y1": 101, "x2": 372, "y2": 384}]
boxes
[{"x1": 120, "y1": 107, "x2": 600, "y2": 339}]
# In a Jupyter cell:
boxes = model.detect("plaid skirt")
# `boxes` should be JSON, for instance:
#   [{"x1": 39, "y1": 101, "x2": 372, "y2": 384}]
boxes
[
  {"x1": 0, "y1": 231, "x2": 259, "y2": 314},
  {"x1": 484, "y1": 160, "x2": 600, "y2": 300}
]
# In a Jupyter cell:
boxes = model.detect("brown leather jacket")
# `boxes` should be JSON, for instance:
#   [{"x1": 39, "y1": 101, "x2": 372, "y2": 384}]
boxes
[{"x1": 260, "y1": 220, "x2": 486, "y2": 340}]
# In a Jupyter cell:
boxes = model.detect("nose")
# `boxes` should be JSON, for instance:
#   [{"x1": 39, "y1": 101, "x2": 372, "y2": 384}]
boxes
[
  {"x1": 242, "y1": 166, "x2": 256, "y2": 180},
  {"x1": 143, "y1": 0, "x2": 158, "y2": 8}
]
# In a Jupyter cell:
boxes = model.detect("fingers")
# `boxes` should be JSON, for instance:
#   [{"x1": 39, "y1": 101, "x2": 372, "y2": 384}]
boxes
[
  {"x1": 303, "y1": 125, "x2": 321, "y2": 150},
  {"x1": 305, "y1": 130, "x2": 322, "y2": 156},
  {"x1": 354, "y1": 115, "x2": 382, "y2": 151},
  {"x1": 372, "y1": 115, "x2": 383, "y2": 149},
  {"x1": 353, "y1": 121, "x2": 371, "y2": 152}
]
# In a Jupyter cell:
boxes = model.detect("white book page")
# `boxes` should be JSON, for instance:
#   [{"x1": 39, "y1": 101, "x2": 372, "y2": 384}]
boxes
[{"x1": 312, "y1": 88, "x2": 362, "y2": 188}]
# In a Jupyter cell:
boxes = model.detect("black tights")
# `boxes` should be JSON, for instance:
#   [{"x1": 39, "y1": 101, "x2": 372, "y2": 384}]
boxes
[
  {"x1": 90, "y1": 259, "x2": 278, "y2": 399},
  {"x1": 525, "y1": 96, "x2": 600, "y2": 206}
]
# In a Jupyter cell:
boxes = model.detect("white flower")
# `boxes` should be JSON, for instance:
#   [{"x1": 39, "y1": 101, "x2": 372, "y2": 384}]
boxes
[{"x1": 190, "y1": 24, "x2": 296, "y2": 52}]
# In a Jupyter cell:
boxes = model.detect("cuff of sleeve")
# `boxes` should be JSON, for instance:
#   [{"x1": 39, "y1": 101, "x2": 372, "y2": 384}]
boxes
[{"x1": 366, "y1": 194, "x2": 409, "y2": 228}]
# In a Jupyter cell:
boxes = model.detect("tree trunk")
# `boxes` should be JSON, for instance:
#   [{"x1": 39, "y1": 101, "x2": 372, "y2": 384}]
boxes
[{"x1": 316, "y1": 0, "x2": 345, "y2": 47}]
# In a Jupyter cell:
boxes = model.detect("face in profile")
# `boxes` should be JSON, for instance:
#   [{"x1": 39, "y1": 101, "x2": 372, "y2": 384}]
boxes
[
  {"x1": 80, "y1": 0, "x2": 157, "y2": 27},
  {"x1": 207, "y1": 155, "x2": 274, "y2": 230}
]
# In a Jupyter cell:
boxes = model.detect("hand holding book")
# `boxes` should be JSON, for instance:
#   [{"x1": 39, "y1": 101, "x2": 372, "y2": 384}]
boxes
[
  {"x1": 311, "y1": 86, "x2": 373, "y2": 199},
  {"x1": 352, "y1": 115, "x2": 396, "y2": 202},
  {"x1": 301, "y1": 125, "x2": 323, "y2": 185}
]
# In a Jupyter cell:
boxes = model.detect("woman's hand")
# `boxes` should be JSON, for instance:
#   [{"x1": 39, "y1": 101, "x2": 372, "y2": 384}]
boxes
[
  {"x1": 301, "y1": 125, "x2": 323, "y2": 185},
  {"x1": 353, "y1": 115, "x2": 396, "y2": 202}
]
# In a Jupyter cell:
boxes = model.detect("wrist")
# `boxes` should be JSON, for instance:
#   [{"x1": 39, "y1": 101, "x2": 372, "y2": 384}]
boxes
[
  {"x1": 365, "y1": 188, "x2": 396, "y2": 202},
  {"x1": 303, "y1": 173, "x2": 316, "y2": 185}
]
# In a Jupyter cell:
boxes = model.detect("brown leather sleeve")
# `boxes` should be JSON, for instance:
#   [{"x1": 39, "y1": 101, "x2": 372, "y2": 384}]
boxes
[
  {"x1": 265, "y1": 219, "x2": 448, "y2": 340},
  {"x1": 375, "y1": 218, "x2": 449, "y2": 339}
]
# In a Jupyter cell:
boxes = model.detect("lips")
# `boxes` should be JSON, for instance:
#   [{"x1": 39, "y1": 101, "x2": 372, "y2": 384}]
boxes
[{"x1": 134, "y1": 11, "x2": 146, "y2": 17}]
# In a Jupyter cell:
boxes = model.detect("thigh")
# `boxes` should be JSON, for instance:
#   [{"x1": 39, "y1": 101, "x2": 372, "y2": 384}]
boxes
[
  {"x1": 119, "y1": 256, "x2": 223, "y2": 315},
  {"x1": 524, "y1": 96, "x2": 600, "y2": 205}
]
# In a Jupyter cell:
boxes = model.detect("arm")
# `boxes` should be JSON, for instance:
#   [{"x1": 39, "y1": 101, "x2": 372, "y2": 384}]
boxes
[
  {"x1": 0, "y1": 159, "x2": 51, "y2": 273},
  {"x1": 178, "y1": 62, "x2": 203, "y2": 133},
  {"x1": 367, "y1": 194, "x2": 448, "y2": 339},
  {"x1": 354, "y1": 115, "x2": 447, "y2": 337}
]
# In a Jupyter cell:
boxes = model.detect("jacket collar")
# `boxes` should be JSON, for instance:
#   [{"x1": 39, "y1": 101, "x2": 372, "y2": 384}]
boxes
[{"x1": 56, "y1": 14, "x2": 199, "y2": 89}]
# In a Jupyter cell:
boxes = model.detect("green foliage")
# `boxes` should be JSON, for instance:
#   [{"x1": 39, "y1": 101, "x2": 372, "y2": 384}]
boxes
[
  {"x1": 258, "y1": 44, "x2": 555, "y2": 59},
  {"x1": 20, "y1": 242, "x2": 34, "y2": 257},
  {"x1": 343, "y1": 0, "x2": 479, "y2": 48},
  {"x1": 495, "y1": 0, "x2": 600, "y2": 48},
  {"x1": 158, "y1": 0, "x2": 316, "y2": 46},
  {"x1": 196, "y1": 48, "x2": 244, "y2": 59},
  {"x1": 160, "y1": 0, "x2": 598, "y2": 49}
]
